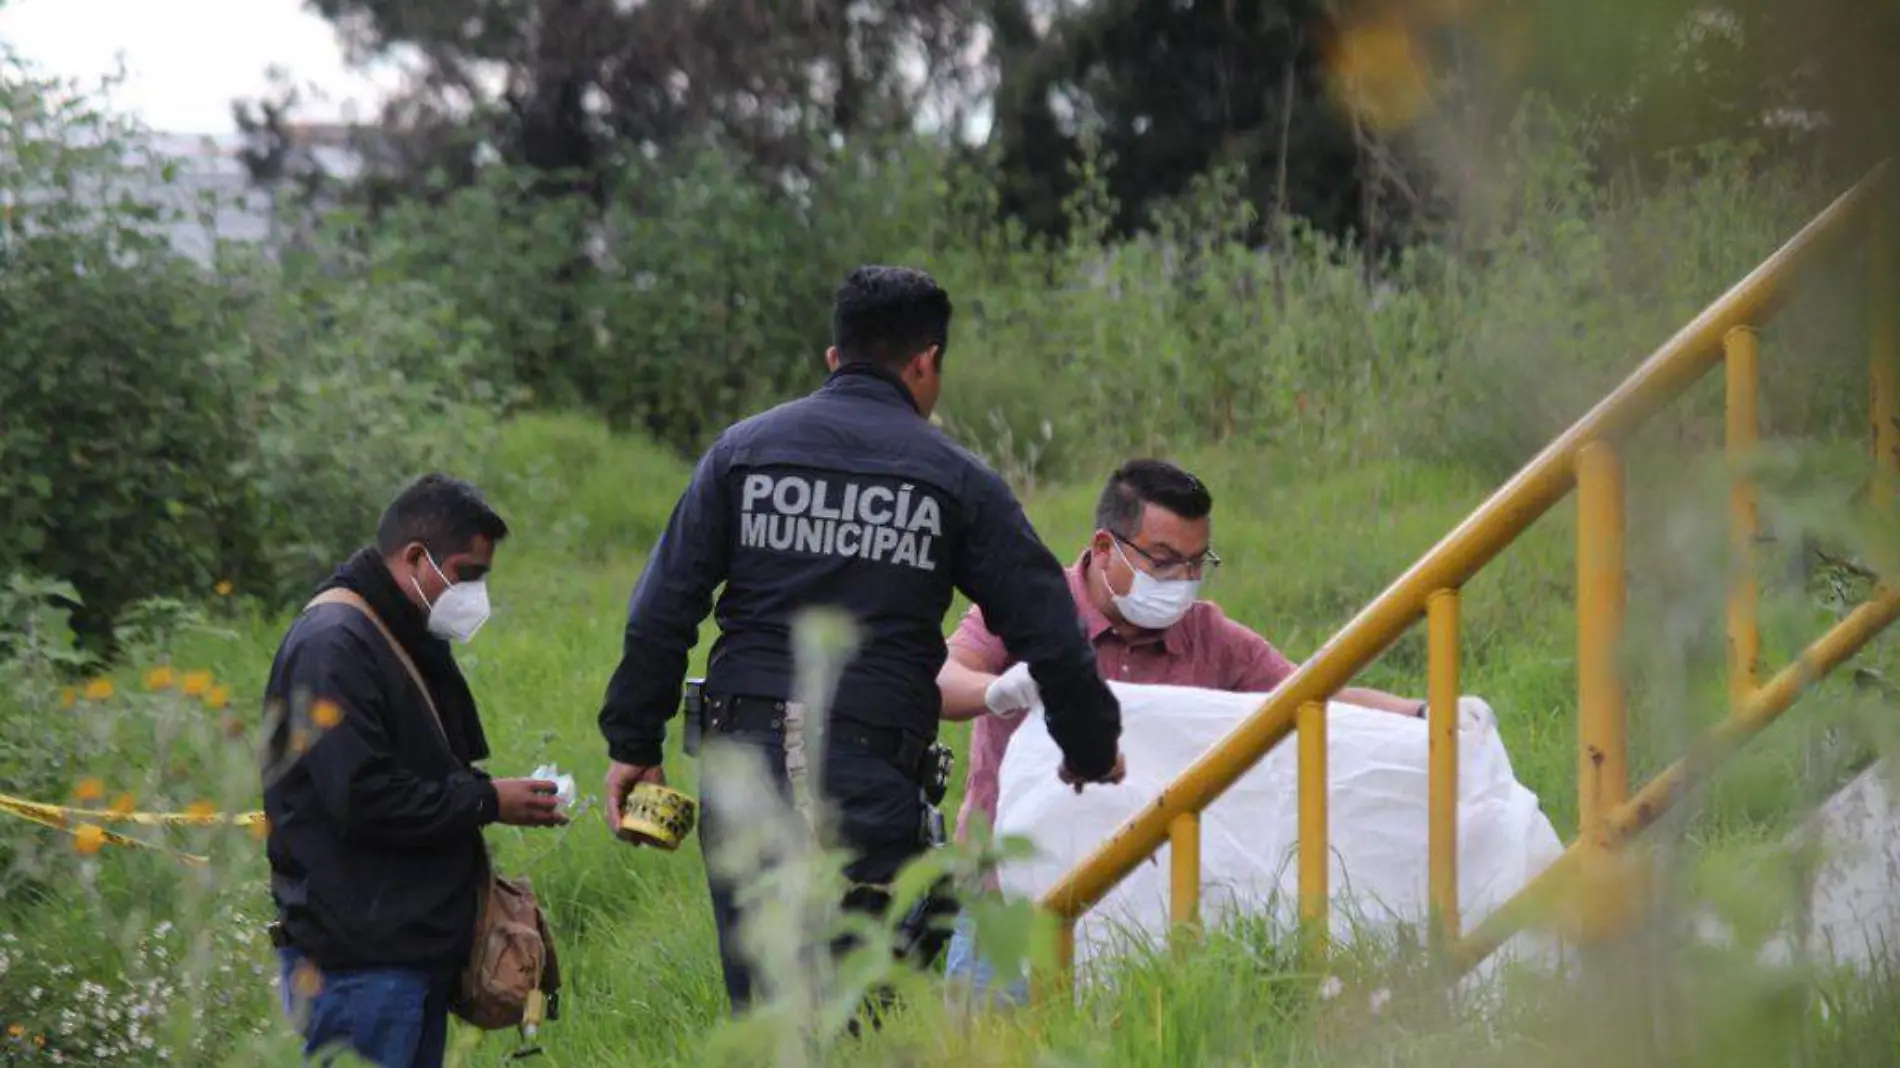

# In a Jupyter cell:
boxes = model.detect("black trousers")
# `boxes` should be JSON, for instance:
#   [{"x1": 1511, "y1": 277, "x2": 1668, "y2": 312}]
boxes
[{"x1": 697, "y1": 730, "x2": 953, "y2": 1016}]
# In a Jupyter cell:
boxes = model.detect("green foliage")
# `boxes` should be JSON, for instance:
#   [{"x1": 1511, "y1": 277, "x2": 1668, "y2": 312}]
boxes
[
  {"x1": 203, "y1": 238, "x2": 511, "y2": 602},
  {"x1": 0, "y1": 52, "x2": 512, "y2": 641},
  {"x1": 325, "y1": 97, "x2": 1870, "y2": 502},
  {"x1": 0, "y1": 58, "x2": 251, "y2": 641},
  {"x1": 0, "y1": 571, "x2": 296, "y2": 1064}
]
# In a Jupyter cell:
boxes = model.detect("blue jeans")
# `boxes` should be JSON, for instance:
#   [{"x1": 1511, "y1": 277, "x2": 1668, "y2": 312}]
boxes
[
  {"x1": 942, "y1": 912, "x2": 1030, "y2": 1008},
  {"x1": 276, "y1": 948, "x2": 452, "y2": 1068}
]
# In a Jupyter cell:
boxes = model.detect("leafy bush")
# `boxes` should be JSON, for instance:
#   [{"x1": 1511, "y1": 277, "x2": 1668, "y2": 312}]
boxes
[
  {"x1": 0, "y1": 60, "x2": 255, "y2": 641},
  {"x1": 362, "y1": 100, "x2": 1871, "y2": 495},
  {"x1": 203, "y1": 240, "x2": 510, "y2": 603},
  {"x1": 0, "y1": 52, "x2": 512, "y2": 639}
]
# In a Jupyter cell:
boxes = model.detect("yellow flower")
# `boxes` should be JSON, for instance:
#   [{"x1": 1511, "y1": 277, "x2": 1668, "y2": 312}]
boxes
[
  {"x1": 59, "y1": 687, "x2": 76, "y2": 709},
  {"x1": 181, "y1": 671, "x2": 213, "y2": 697},
  {"x1": 7, "y1": 1023, "x2": 23, "y2": 1038},
  {"x1": 291, "y1": 960, "x2": 324, "y2": 1000},
  {"x1": 311, "y1": 699, "x2": 343, "y2": 730},
  {"x1": 144, "y1": 666, "x2": 177, "y2": 692},
  {"x1": 248, "y1": 814, "x2": 271, "y2": 841},
  {"x1": 214, "y1": 579, "x2": 235, "y2": 597},
  {"x1": 185, "y1": 800, "x2": 219, "y2": 826},
  {"x1": 109, "y1": 793, "x2": 137, "y2": 817},
  {"x1": 72, "y1": 777, "x2": 105, "y2": 803},
  {"x1": 204, "y1": 685, "x2": 231, "y2": 710},
  {"x1": 81, "y1": 678, "x2": 114, "y2": 701},
  {"x1": 73, "y1": 824, "x2": 105, "y2": 855}
]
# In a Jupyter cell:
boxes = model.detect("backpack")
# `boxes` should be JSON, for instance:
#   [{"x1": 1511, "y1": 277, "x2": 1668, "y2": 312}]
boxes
[{"x1": 304, "y1": 588, "x2": 562, "y2": 1032}]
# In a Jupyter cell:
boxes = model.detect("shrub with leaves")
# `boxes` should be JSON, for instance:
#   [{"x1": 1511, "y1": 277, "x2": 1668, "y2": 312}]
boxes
[
  {"x1": 0, "y1": 50, "x2": 515, "y2": 638},
  {"x1": 0, "y1": 55, "x2": 254, "y2": 642}
]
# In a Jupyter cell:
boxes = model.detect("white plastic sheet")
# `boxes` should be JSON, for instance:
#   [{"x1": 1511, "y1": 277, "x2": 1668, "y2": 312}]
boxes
[{"x1": 991, "y1": 682, "x2": 1565, "y2": 972}]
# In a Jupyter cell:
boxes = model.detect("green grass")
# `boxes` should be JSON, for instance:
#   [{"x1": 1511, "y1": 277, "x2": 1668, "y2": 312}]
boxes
[{"x1": 3, "y1": 411, "x2": 1897, "y2": 1066}]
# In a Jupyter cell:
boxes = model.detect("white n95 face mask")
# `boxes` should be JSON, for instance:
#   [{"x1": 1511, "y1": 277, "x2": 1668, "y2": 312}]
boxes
[
  {"x1": 1109, "y1": 539, "x2": 1200, "y2": 630},
  {"x1": 414, "y1": 551, "x2": 492, "y2": 643}
]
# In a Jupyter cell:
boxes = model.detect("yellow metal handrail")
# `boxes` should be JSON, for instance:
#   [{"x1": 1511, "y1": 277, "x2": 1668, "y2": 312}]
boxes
[{"x1": 1036, "y1": 160, "x2": 1895, "y2": 988}]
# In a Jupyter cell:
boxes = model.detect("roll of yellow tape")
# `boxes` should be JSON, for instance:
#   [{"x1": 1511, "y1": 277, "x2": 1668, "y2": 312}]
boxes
[{"x1": 618, "y1": 782, "x2": 698, "y2": 851}]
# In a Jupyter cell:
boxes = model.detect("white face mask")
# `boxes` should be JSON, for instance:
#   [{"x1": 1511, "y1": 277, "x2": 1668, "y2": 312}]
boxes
[
  {"x1": 1108, "y1": 539, "x2": 1200, "y2": 630},
  {"x1": 412, "y1": 550, "x2": 491, "y2": 643}
]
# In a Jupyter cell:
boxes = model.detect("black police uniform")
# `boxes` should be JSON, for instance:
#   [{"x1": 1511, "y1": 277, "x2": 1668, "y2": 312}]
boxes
[{"x1": 597, "y1": 361, "x2": 1123, "y2": 1012}]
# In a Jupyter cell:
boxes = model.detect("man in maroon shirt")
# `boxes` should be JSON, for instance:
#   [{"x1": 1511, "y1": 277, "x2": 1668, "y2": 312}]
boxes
[{"x1": 935, "y1": 458, "x2": 1422, "y2": 1003}]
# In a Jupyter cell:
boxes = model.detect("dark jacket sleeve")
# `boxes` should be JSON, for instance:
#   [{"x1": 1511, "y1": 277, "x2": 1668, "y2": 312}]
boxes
[
  {"x1": 598, "y1": 439, "x2": 734, "y2": 766},
  {"x1": 290, "y1": 627, "x2": 498, "y2": 847},
  {"x1": 952, "y1": 472, "x2": 1122, "y2": 779}
]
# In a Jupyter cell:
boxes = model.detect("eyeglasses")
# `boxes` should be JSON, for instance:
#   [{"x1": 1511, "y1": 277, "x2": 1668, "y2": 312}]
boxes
[{"x1": 1112, "y1": 533, "x2": 1222, "y2": 581}]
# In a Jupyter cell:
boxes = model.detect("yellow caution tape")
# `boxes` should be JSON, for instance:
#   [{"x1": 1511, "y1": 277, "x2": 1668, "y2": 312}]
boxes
[{"x1": 0, "y1": 793, "x2": 267, "y2": 866}]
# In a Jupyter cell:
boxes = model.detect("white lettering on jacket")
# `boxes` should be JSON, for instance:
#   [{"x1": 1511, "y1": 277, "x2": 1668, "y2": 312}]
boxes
[{"x1": 739, "y1": 474, "x2": 942, "y2": 571}]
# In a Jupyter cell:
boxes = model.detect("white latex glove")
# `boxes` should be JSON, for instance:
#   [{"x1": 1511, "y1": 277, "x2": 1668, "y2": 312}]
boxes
[{"x1": 984, "y1": 662, "x2": 1041, "y2": 719}]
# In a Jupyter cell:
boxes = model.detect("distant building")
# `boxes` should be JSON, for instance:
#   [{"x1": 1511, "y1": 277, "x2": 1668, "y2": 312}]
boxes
[
  {"x1": 46, "y1": 128, "x2": 369, "y2": 265},
  {"x1": 144, "y1": 132, "x2": 277, "y2": 262}
]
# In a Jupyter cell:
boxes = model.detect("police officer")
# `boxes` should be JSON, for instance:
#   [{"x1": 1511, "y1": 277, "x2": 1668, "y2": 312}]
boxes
[{"x1": 595, "y1": 264, "x2": 1126, "y2": 1017}]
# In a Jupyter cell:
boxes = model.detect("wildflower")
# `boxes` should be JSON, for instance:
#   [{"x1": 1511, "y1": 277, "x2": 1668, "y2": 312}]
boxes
[
  {"x1": 1318, "y1": 975, "x2": 1343, "y2": 1001},
  {"x1": 1369, "y1": 987, "x2": 1392, "y2": 1015},
  {"x1": 214, "y1": 580, "x2": 234, "y2": 597},
  {"x1": 110, "y1": 793, "x2": 136, "y2": 817},
  {"x1": 144, "y1": 666, "x2": 176, "y2": 691},
  {"x1": 185, "y1": 800, "x2": 218, "y2": 826},
  {"x1": 203, "y1": 685, "x2": 230, "y2": 710},
  {"x1": 73, "y1": 824, "x2": 105, "y2": 855},
  {"x1": 310, "y1": 699, "x2": 342, "y2": 730},
  {"x1": 290, "y1": 960, "x2": 324, "y2": 1000},
  {"x1": 248, "y1": 815, "x2": 270, "y2": 841},
  {"x1": 181, "y1": 671, "x2": 212, "y2": 697},
  {"x1": 72, "y1": 777, "x2": 104, "y2": 803},
  {"x1": 7, "y1": 1023, "x2": 22, "y2": 1038},
  {"x1": 82, "y1": 678, "x2": 114, "y2": 701},
  {"x1": 59, "y1": 687, "x2": 76, "y2": 708}
]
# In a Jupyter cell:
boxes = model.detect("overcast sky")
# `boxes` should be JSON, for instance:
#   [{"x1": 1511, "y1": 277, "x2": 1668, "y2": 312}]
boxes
[{"x1": 0, "y1": 0, "x2": 405, "y2": 135}]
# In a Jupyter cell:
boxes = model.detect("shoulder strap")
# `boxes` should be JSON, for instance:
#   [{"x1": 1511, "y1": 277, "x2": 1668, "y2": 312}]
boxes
[{"x1": 305, "y1": 588, "x2": 452, "y2": 748}]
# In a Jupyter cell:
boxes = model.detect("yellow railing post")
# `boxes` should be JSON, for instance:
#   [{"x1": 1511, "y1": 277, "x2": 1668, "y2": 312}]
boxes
[
  {"x1": 1725, "y1": 325, "x2": 1762, "y2": 710},
  {"x1": 1428, "y1": 589, "x2": 1461, "y2": 953},
  {"x1": 1577, "y1": 442, "x2": 1630, "y2": 942},
  {"x1": 1298, "y1": 699, "x2": 1328, "y2": 961},
  {"x1": 1169, "y1": 811, "x2": 1202, "y2": 943},
  {"x1": 1874, "y1": 196, "x2": 1897, "y2": 508}
]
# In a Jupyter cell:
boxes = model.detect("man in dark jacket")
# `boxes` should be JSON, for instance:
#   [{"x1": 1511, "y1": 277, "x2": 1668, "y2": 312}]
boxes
[
  {"x1": 263, "y1": 473, "x2": 567, "y2": 1068},
  {"x1": 596, "y1": 265, "x2": 1127, "y2": 1019}
]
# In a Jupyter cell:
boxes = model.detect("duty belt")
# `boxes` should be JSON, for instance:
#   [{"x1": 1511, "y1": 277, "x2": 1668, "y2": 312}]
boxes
[{"x1": 705, "y1": 693, "x2": 937, "y2": 787}]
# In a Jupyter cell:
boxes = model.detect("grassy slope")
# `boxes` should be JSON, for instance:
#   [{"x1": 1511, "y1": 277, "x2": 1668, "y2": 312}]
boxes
[{"x1": 17, "y1": 410, "x2": 1898, "y2": 1066}]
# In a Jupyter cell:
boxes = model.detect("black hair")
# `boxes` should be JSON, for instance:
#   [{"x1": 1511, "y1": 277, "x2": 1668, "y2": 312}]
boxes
[
  {"x1": 831, "y1": 264, "x2": 953, "y2": 370},
  {"x1": 375, "y1": 473, "x2": 509, "y2": 560},
  {"x1": 1094, "y1": 459, "x2": 1214, "y2": 539}
]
